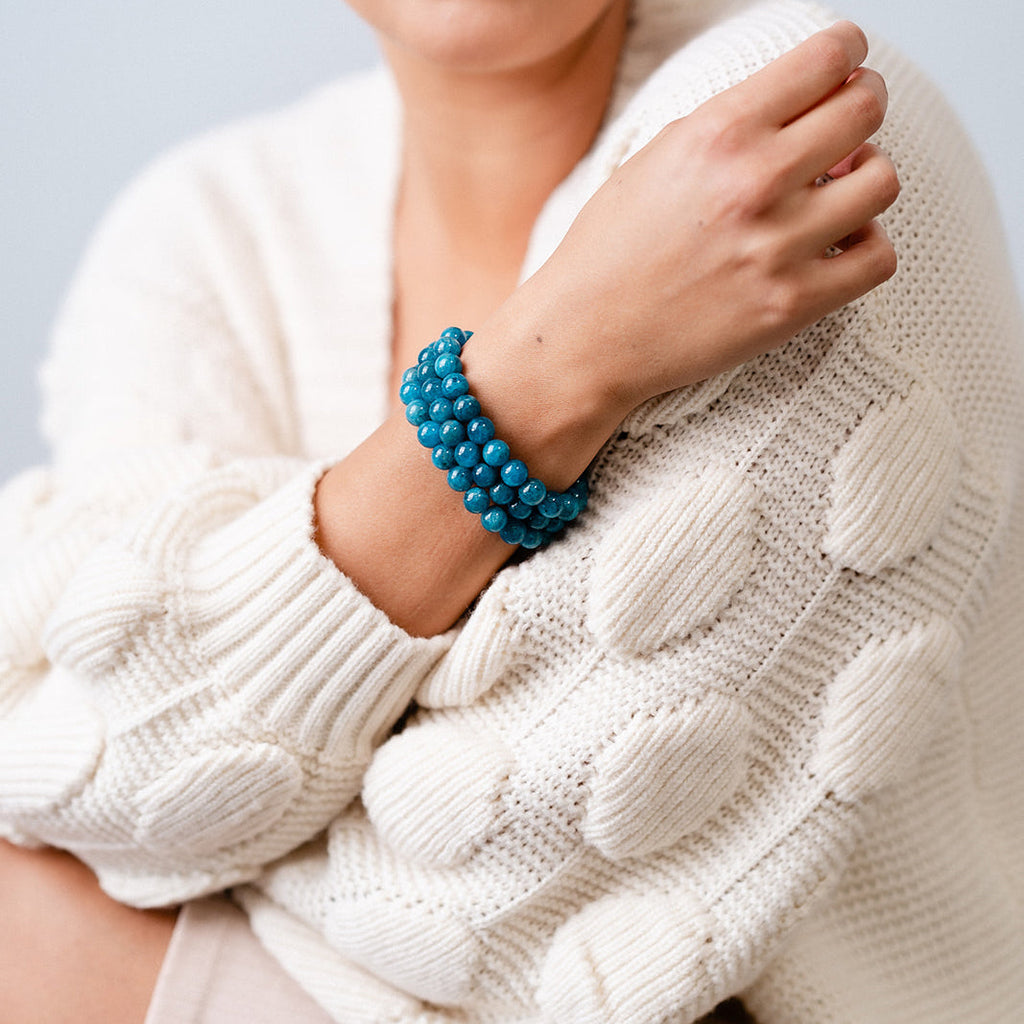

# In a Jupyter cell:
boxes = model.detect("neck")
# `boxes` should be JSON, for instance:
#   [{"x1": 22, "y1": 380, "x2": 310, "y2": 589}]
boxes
[{"x1": 384, "y1": 2, "x2": 630, "y2": 270}]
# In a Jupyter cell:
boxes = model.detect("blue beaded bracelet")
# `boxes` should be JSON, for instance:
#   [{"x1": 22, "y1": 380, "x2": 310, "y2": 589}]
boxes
[{"x1": 401, "y1": 327, "x2": 588, "y2": 548}]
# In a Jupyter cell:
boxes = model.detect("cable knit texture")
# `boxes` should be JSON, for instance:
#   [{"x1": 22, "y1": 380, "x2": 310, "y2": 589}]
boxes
[{"x1": 1, "y1": 0, "x2": 1022, "y2": 1021}]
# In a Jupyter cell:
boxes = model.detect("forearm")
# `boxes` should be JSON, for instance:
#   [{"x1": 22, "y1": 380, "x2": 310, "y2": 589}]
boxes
[{"x1": 314, "y1": 283, "x2": 628, "y2": 637}]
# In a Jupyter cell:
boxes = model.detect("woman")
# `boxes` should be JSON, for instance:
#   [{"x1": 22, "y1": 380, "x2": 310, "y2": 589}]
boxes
[{"x1": 1, "y1": 0, "x2": 1021, "y2": 1021}]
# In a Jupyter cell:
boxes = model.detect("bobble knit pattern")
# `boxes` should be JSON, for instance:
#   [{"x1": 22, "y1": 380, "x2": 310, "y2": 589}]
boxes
[{"x1": 2, "y1": 1, "x2": 1023, "y2": 1022}]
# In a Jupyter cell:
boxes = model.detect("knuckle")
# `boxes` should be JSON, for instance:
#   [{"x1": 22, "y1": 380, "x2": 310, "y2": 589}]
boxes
[
  {"x1": 874, "y1": 162, "x2": 901, "y2": 209},
  {"x1": 697, "y1": 107, "x2": 744, "y2": 153},
  {"x1": 874, "y1": 241, "x2": 899, "y2": 283},
  {"x1": 850, "y1": 77, "x2": 886, "y2": 130},
  {"x1": 720, "y1": 171, "x2": 780, "y2": 222},
  {"x1": 761, "y1": 274, "x2": 804, "y2": 330},
  {"x1": 810, "y1": 32, "x2": 853, "y2": 79}
]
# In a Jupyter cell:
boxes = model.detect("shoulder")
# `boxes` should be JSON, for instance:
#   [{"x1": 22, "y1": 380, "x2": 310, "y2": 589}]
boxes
[{"x1": 604, "y1": 0, "x2": 838, "y2": 163}]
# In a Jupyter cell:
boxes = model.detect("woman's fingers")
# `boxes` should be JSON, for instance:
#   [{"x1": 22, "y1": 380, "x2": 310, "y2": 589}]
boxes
[
  {"x1": 781, "y1": 66, "x2": 889, "y2": 183},
  {"x1": 721, "y1": 21, "x2": 869, "y2": 128},
  {"x1": 810, "y1": 219, "x2": 898, "y2": 310},
  {"x1": 802, "y1": 144, "x2": 900, "y2": 252}
]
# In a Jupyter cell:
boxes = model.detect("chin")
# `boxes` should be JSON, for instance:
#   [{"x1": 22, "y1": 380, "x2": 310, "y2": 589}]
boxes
[{"x1": 346, "y1": 0, "x2": 626, "y2": 74}]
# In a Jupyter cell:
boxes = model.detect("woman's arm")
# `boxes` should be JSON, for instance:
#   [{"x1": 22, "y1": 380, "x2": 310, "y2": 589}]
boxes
[
  {"x1": 315, "y1": 22, "x2": 897, "y2": 635},
  {"x1": 0, "y1": 23, "x2": 894, "y2": 906}
]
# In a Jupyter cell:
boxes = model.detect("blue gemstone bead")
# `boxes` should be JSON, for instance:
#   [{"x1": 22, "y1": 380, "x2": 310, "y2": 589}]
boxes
[
  {"x1": 463, "y1": 487, "x2": 490, "y2": 514},
  {"x1": 519, "y1": 478, "x2": 546, "y2": 506},
  {"x1": 420, "y1": 378, "x2": 444, "y2": 403},
  {"x1": 438, "y1": 419, "x2": 466, "y2": 447},
  {"x1": 399, "y1": 380, "x2": 421, "y2": 405},
  {"x1": 418, "y1": 346, "x2": 434, "y2": 364},
  {"x1": 434, "y1": 353, "x2": 462, "y2": 378},
  {"x1": 482, "y1": 439, "x2": 511, "y2": 467},
  {"x1": 441, "y1": 372, "x2": 470, "y2": 399},
  {"x1": 417, "y1": 420, "x2": 441, "y2": 447},
  {"x1": 466, "y1": 416, "x2": 495, "y2": 444},
  {"x1": 435, "y1": 336, "x2": 462, "y2": 355},
  {"x1": 499, "y1": 520, "x2": 526, "y2": 546},
  {"x1": 489, "y1": 482, "x2": 516, "y2": 506},
  {"x1": 538, "y1": 494, "x2": 560, "y2": 519},
  {"x1": 417, "y1": 361, "x2": 435, "y2": 382},
  {"x1": 520, "y1": 528, "x2": 544, "y2": 550},
  {"x1": 446, "y1": 465, "x2": 473, "y2": 492},
  {"x1": 570, "y1": 476, "x2": 589, "y2": 500},
  {"x1": 528, "y1": 511, "x2": 551, "y2": 530},
  {"x1": 401, "y1": 366, "x2": 419, "y2": 385},
  {"x1": 454, "y1": 441, "x2": 481, "y2": 468},
  {"x1": 545, "y1": 518, "x2": 565, "y2": 533},
  {"x1": 507, "y1": 499, "x2": 532, "y2": 520},
  {"x1": 405, "y1": 399, "x2": 429, "y2": 426},
  {"x1": 500, "y1": 459, "x2": 528, "y2": 487},
  {"x1": 429, "y1": 398, "x2": 454, "y2": 423},
  {"x1": 439, "y1": 327, "x2": 466, "y2": 347},
  {"x1": 452, "y1": 395, "x2": 481, "y2": 422},
  {"x1": 431, "y1": 445, "x2": 455, "y2": 470},
  {"x1": 481, "y1": 506, "x2": 508, "y2": 533},
  {"x1": 557, "y1": 493, "x2": 579, "y2": 520},
  {"x1": 472, "y1": 463, "x2": 499, "y2": 488}
]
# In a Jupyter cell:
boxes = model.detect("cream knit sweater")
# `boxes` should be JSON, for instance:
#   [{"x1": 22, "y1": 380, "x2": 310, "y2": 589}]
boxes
[{"x1": 1, "y1": 1, "x2": 1022, "y2": 1021}]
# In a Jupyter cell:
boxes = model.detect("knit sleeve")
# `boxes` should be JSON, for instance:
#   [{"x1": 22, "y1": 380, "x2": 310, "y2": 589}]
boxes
[{"x1": 0, "y1": 138, "x2": 450, "y2": 907}]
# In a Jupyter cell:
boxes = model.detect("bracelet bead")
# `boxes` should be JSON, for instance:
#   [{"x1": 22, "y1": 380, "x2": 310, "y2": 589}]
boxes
[
  {"x1": 464, "y1": 487, "x2": 490, "y2": 514},
  {"x1": 429, "y1": 398, "x2": 454, "y2": 423},
  {"x1": 406, "y1": 399, "x2": 429, "y2": 426},
  {"x1": 399, "y1": 380, "x2": 421, "y2": 405},
  {"x1": 434, "y1": 353, "x2": 462, "y2": 378},
  {"x1": 518, "y1": 478, "x2": 547, "y2": 506},
  {"x1": 482, "y1": 439, "x2": 510, "y2": 467},
  {"x1": 438, "y1": 326, "x2": 468, "y2": 346},
  {"x1": 419, "y1": 378, "x2": 444, "y2": 403},
  {"x1": 400, "y1": 327, "x2": 589, "y2": 547},
  {"x1": 508, "y1": 500, "x2": 533, "y2": 521},
  {"x1": 441, "y1": 373, "x2": 470, "y2": 399},
  {"x1": 417, "y1": 420, "x2": 441, "y2": 447},
  {"x1": 472, "y1": 463, "x2": 499, "y2": 488},
  {"x1": 538, "y1": 494, "x2": 561, "y2": 519},
  {"x1": 481, "y1": 506, "x2": 508, "y2": 533},
  {"x1": 447, "y1": 465, "x2": 473, "y2": 491},
  {"x1": 499, "y1": 520, "x2": 526, "y2": 546},
  {"x1": 452, "y1": 395, "x2": 481, "y2": 422},
  {"x1": 499, "y1": 459, "x2": 528, "y2": 487},
  {"x1": 432, "y1": 445, "x2": 455, "y2": 470},
  {"x1": 520, "y1": 528, "x2": 545, "y2": 550},
  {"x1": 467, "y1": 416, "x2": 496, "y2": 444},
  {"x1": 489, "y1": 482, "x2": 516, "y2": 506},
  {"x1": 454, "y1": 441, "x2": 481, "y2": 468},
  {"x1": 438, "y1": 419, "x2": 466, "y2": 447}
]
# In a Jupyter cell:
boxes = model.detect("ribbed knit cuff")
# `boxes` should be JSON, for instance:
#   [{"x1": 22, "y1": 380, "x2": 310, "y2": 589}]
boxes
[{"x1": 185, "y1": 462, "x2": 452, "y2": 761}]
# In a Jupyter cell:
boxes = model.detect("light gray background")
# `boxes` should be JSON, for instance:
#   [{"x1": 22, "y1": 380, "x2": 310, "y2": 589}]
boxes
[{"x1": 3, "y1": 1, "x2": 1022, "y2": 482}]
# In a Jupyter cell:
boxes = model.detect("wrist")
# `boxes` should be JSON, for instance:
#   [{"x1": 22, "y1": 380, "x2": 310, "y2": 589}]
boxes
[{"x1": 457, "y1": 283, "x2": 631, "y2": 489}]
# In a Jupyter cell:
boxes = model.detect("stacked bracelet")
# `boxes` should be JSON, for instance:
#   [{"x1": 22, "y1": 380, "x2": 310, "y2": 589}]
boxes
[{"x1": 400, "y1": 327, "x2": 588, "y2": 548}]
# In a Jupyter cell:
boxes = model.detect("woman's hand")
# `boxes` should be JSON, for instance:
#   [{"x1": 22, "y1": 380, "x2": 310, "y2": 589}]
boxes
[{"x1": 502, "y1": 21, "x2": 899, "y2": 419}]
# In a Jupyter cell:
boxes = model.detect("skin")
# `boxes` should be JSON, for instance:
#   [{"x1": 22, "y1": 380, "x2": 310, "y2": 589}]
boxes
[{"x1": 0, "y1": 5, "x2": 898, "y2": 1019}]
